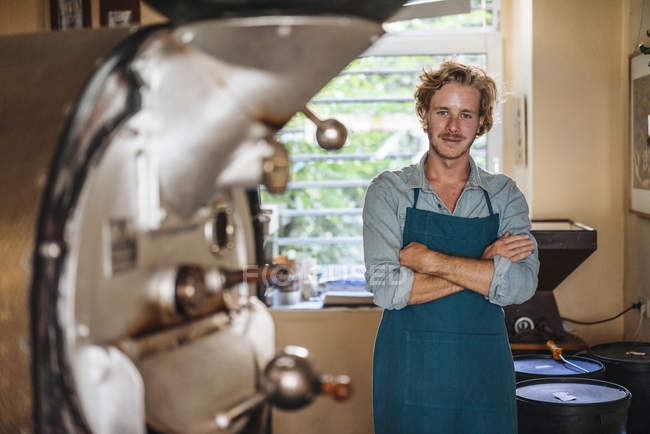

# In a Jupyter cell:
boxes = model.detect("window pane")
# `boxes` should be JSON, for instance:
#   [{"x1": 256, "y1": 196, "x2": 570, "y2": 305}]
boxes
[
  {"x1": 262, "y1": 53, "x2": 490, "y2": 266},
  {"x1": 385, "y1": 0, "x2": 495, "y2": 32},
  {"x1": 278, "y1": 243, "x2": 365, "y2": 266},
  {"x1": 262, "y1": 186, "x2": 368, "y2": 210},
  {"x1": 315, "y1": 73, "x2": 418, "y2": 100},
  {"x1": 278, "y1": 215, "x2": 362, "y2": 238},
  {"x1": 290, "y1": 157, "x2": 415, "y2": 182}
]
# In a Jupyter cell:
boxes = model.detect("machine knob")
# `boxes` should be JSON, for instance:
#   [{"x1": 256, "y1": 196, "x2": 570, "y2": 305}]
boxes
[
  {"x1": 513, "y1": 316, "x2": 535, "y2": 334},
  {"x1": 264, "y1": 345, "x2": 350, "y2": 409},
  {"x1": 174, "y1": 264, "x2": 294, "y2": 318},
  {"x1": 214, "y1": 346, "x2": 351, "y2": 429},
  {"x1": 175, "y1": 265, "x2": 210, "y2": 317}
]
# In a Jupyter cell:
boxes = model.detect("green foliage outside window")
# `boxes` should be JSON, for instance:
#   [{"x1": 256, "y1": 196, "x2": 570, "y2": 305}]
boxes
[{"x1": 262, "y1": 43, "x2": 491, "y2": 266}]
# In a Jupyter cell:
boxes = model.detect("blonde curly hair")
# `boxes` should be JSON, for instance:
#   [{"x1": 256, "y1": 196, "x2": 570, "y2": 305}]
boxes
[{"x1": 414, "y1": 61, "x2": 497, "y2": 137}]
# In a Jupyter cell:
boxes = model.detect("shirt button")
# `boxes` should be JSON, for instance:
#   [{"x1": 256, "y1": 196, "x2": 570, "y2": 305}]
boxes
[{"x1": 438, "y1": 203, "x2": 443, "y2": 209}]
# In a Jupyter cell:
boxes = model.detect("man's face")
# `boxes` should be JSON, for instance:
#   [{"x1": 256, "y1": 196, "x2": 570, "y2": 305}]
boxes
[{"x1": 425, "y1": 82, "x2": 484, "y2": 161}]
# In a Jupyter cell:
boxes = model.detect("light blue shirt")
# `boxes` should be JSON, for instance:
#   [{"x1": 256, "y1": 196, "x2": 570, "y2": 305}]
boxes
[{"x1": 363, "y1": 152, "x2": 539, "y2": 310}]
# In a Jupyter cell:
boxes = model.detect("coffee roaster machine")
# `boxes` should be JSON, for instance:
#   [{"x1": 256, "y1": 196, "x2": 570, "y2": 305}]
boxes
[
  {"x1": 505, "y1": 220, "x2": 597, "y2": 352},
  {"x1": 1, "y1": 1, "x2": 595, "y2": 430},
  {"x1": 18, "y1": 1, "x2": 420, "y2": 432}
]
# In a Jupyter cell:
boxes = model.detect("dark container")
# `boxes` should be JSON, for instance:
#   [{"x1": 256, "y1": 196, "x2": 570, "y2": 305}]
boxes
[
  {"x1": 516, "y1": 378, "x2": 631, "y2": 434},
  {"x1": 589, "y1": 342, "x2": 650, "y2": 434},
  {"x1": 514, "y1": 354, "x2": 605, "y2": 382}
]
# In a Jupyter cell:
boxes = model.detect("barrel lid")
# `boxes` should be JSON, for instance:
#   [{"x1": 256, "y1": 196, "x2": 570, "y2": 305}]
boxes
[
  {"x1": 516, "y1": 378, "x2": 630, "y2": 405},
  {"x1": 590, "y1": 342, "x2": 650, "y2": 364},
  {"x1": 514, "y1": 355, "x2": 602, "y2": 376}
]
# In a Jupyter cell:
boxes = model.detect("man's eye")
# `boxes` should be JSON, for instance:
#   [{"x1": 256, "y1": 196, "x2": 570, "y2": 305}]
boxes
[
  {"x1": 436, "y1": 110, "x2": 448, "y2": 116},
  {"x1": 460, "y1": 113, "x2": 472, "y2": 119}
]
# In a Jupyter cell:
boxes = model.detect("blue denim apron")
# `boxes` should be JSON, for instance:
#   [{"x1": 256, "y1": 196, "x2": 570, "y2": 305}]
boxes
[{"x1": 372, "y1": 188, "x2": 517, "y2": 434}]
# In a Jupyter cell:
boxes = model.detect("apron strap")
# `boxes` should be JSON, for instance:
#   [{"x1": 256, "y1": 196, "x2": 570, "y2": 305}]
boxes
[
  {"x1": 482, "y1": 188, "x2": 495, "y2": 216},
  {"x1": 413, "y1": 188, "x2": 420, "y2": 209}
]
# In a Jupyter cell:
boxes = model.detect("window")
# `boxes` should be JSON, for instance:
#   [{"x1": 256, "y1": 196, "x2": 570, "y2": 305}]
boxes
[{"x1": 261, "y1": 0, "x2": 503, "y2": 271}]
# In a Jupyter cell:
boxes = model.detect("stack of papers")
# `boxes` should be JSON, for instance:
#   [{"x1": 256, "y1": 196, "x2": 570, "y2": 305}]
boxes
[
  {"x1": 323, "y1": 290, "x2": 374, "y2": 306},
  {"x1": 321, "y1": 277, "x2": 373, "y2": 306}
]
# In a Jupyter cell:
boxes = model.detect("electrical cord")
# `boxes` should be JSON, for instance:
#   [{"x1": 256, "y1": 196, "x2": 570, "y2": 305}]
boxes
[{"x1": 561, "y1": 302, "x2": 642, "y2": 325}]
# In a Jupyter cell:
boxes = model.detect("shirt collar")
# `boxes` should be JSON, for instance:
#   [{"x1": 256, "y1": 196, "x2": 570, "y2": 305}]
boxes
[{"x1": 405, "y1": 151, "x2": 487, "y2": 191}]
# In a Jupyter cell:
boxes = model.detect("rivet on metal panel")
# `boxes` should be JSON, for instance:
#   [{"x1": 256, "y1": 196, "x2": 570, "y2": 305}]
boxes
[
  {"x1": 38, "y1": 241, "x2": 61, "y2": 259},
  {"x1": 77, "y1": 324, "x2": 90, "y2": 338}
]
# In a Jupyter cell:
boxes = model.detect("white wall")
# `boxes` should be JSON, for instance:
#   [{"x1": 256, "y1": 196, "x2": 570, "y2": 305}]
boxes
[
  {"x1": 501, "y1": 0, "x2": 533, "y2": 203},
  {"x1": 530, "y1": 0, "x2": 626, "y2": 345},
  {"x1": 624, "y1": 0, "x2": 650, "y2": 341}
]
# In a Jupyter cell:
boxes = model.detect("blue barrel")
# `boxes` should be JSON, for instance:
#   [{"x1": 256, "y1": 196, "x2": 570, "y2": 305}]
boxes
[
  {"x1": 516, "y1": 378, "x2": 631, "y2": 434},
  {"x1": 514, "y1": 354, "x2": 605, "y2": 381},
  {"x1": 589, "y1": 342, "x2": 650, "y2": 434}
]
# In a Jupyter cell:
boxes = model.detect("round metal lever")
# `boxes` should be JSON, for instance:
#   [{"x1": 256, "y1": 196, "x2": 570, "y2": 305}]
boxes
[
  {"x1": 302, "y1": 106, "x2": 348, "y2": 151},
  {"x1": 214, "y1": 345, "x2": 352, "y2": 429}
]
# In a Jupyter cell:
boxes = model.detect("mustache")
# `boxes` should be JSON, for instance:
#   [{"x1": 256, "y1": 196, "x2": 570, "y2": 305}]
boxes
[{"x1": 438, "y1": 133, "x2": 466, "y2": 140}]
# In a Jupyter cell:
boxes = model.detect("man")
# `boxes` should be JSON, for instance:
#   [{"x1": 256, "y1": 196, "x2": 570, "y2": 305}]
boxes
[{"x1": 363, "y1": 61, "x2": 539, "y2": 434}]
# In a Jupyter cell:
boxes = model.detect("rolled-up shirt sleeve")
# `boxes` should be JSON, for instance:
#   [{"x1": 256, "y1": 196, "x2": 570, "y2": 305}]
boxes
[
  {"x1": 363, "y1": 177, "x2": 413, "y2": 310},
  {"x1": 488, "y1": 181, "x2": 539, "y2": 306}
]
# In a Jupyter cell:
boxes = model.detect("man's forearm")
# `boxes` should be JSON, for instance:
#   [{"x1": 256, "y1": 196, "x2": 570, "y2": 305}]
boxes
[
  {"x1": 408, "y1": 272, "x2": 464, "y2": 305},
  {"x1": 422, "y1": 251, "x2": 494, "y2": 297}
]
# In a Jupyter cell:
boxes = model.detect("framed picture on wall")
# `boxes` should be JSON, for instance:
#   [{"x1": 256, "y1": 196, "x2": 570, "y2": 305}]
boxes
[
  {"x1": 630, "y1": 52, "x2": 650, "y2": 217},
  {"x1": 50, "y1": 0, "x2": 92, "y2": 30}
]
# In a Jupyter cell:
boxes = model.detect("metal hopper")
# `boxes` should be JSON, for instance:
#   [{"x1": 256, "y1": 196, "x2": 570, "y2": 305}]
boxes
[{"x1": 506, "y1": 219, "x2": 597, "y2": 351}]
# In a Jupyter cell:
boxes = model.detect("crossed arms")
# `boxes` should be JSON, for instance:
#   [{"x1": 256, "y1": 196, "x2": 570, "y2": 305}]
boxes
[
  {"x1": 400, "y1": 233, "x2": 534, "y2": 305},
  {"x1": 363, "y1": 176, "x2": 539, "y2": 310}
]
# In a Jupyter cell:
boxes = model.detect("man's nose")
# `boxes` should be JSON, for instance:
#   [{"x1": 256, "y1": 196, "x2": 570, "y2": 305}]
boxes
[{"x1": 446, "y1": 116, "x2": 460, "y2": 133}]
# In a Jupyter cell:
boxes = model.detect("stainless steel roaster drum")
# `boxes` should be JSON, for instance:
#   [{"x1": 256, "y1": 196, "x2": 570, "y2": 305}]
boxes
[{"x1": 0, "y1": 1, "x2": 412, "y2": 432}]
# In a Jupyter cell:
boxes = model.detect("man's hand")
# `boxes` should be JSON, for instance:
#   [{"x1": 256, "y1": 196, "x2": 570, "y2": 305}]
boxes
[
  {"x1": 481, "y1": 232, "x2": 534, "y2": 262},
  {"x1": 401, "y1": 241, "x2": 493, "y2": 296},
  {"x1": 399, "y1": 242, "x2": 435, "y2": 274}
]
